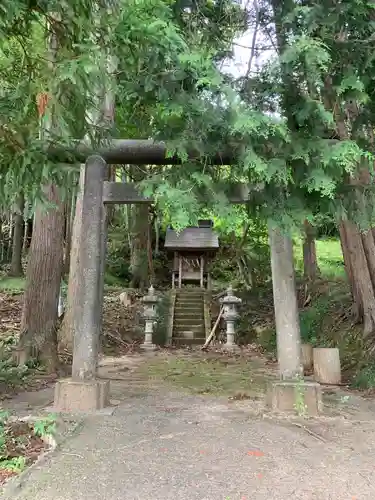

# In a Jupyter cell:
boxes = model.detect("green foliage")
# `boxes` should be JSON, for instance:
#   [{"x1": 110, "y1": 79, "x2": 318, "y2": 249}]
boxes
[
  {"x1": 1, "y1": 456, "x2": 26, "y2": 473},
  {"x1": 106, "y1": 232, "x2": 131, "y2": 283},
  {"x1": 352, "y1": 364, "x2": 375, "y2": 390},
  {"x1": 0, "y1": 411, "x2": 55, "y2": 475},
  {"x1": 33, "y1": 414, "x2": 56, "y2": 438},
  {"x1": 211, "y1": 217, "x2": 271, "y2": 288},
  {"x1": 2, "y1": 0, "x2": 375, "y2": 234},
  {"x1": 299, "y1": 298, "x2": 330, "y2": 346},
  {"x1": 0, "y1": 336, "x2": 29, "y2": 388}
]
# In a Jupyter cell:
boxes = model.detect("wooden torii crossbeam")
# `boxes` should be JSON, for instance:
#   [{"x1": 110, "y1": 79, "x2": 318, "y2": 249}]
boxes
[{"x1": 47, "y1": 139, "x2": 237, "y2": 165}]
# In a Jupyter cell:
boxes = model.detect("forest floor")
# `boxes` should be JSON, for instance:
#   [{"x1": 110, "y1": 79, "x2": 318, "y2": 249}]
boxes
[{"x1": 2, "y1": 349, "x2": 375, "y2": 499}]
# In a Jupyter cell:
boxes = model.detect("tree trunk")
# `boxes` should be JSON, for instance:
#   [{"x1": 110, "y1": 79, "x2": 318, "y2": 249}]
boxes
[
  {"x1": 302, "y1": 220, "x2": 319, "y2": 280},
  {"x1": 106, "y1": 166, "x2": 116, "y2": 226},
  {"x1": 59, "y1": 166, "x2": 84, "y2": 351},
  {"x1": 154, "y1": 215, "x2": 160, "y2": 255},
  {"x1": 338, "y1": 221, "x2": 359, "y2": 309},
  {"x1": 18, "y1": 183, "x2": 65, "y2": 372},
  {"x1": 268, "y1": 223, "x2": 302, "y2": 380},
  {"x1": 130, "y1": 203, "x2": 150, "y2": 290},
  {"x1": 9, "y1": 193, "x2": 24, "y2": 277},
  {"x1": 63, "y1": 189, "x2": 75, "y2": 277},
  {"x1": 341, "y1": 219, "x2": 375, "y2": 335},
  {"x1": 130, "y1": 165, "x2": 150, "y2": 290},
  {"x1": 23, "y1": 218, "x2": 33, "y2": 252},
  {"x1": 361, "y1": 229, "x2": 375, "y2": 290}
]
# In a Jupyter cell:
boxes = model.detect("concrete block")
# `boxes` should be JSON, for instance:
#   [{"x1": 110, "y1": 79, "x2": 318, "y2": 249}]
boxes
[
  {"x1": 54, "y1": 378, "x2": 110, "y2": 412},
  {"x1": 267, "y1": 380, "x2": 322, "y2": 416}
]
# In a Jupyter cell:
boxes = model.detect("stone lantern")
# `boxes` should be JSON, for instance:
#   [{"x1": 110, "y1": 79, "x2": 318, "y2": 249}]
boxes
[
  {"x1": 141, "y1": 285, "x2": 159, "y2": 351},
  {"x1": 220, "y1": 285, "x2": 241, "y2": 352}
]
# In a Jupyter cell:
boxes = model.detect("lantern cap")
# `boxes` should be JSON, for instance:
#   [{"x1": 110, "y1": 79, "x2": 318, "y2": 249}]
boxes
[
  {"x1": 220, "y1": 285, "x2": 242, "y2": 305},
  {"x1": 142, "y1": 285, "x2": 159, "y2": 304}
]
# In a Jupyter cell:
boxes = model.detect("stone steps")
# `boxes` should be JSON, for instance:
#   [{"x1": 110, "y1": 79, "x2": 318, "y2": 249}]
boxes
[
  {"x1": 172, "y1": 290, "x2": 206, "y2": 346},
  {"x1": 173, "y1": 337, "x2": 206, "y2": 346},
  {"x1": 173, "y1": 319, "x2": 204, "y2": 328},
  {"x1": 175, "y1": 299, "x2": 203, "y2": 306},
  {"x1": 173, "y1": 324, "x2": 205, "y2": 335}
]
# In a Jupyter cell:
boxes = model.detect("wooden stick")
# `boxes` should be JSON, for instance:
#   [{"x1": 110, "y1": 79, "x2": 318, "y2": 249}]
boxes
[{"x1": 201, "y1": 306, "x2": 224, "y2": 350}]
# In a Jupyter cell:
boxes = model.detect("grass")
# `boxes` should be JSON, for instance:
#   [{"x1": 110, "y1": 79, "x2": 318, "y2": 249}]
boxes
[
  {"x1": 294, "y1": 237, "x2": 345, "y2": 280},
  {"x1": 0, "y1": 277, "x2": 25, "y2": 294},
  {"x1": 139, "y1": 353, "x2": 274, "y2": 397}
]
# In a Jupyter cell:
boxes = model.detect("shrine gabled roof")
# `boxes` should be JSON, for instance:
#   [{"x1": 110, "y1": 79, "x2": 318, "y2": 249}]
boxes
[{"x1": 164, "y1": 226, "x2": 219, "y2": 251}]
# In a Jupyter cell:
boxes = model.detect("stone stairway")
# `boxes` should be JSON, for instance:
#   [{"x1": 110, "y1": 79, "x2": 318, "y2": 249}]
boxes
[{"x1": 172, "y1": 289, "x2": 206, "y2": 346}]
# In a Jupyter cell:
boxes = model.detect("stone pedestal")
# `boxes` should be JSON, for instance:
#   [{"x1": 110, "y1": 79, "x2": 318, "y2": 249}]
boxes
[
  {"x1": 54, "y1": 378, "x2": 110, "y2": 412},
  {"x1": 222, "y1": 322, "x2": 240, "y2": 352},
  {"x1": 220, "y1": 286, "x2": 241, "y2": 352},
  {"x1": 140, "y1": 321, "x2": 157, "y2": 351},
  {"x1": 140, "y1": 286, "x2": 159, "y2": 351},
  {"x1": 267, "y1": 380, "x2": 322, "y2": 416}
]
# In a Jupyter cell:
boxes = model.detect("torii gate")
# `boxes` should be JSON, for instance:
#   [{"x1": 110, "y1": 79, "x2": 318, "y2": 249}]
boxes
[{"x1": 53, "y1": 140, "x2": 317, "y2": 415}]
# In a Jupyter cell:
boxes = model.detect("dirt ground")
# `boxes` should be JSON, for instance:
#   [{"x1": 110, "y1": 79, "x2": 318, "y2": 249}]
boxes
[
  {"x1": 3, "y1": 288, "x2": 375, "y2": 498},
  {"x1": 3, "y1": 351, "x2": 375, "y2": 499}
]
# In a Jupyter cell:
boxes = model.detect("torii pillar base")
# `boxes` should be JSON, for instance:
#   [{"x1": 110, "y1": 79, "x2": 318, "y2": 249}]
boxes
[
  {"x1": 267, "y1": 380, "x2": 322, "y2": 416},
  {"x1": 54, "y1": 378, "x2": 110, "y2": 412}
]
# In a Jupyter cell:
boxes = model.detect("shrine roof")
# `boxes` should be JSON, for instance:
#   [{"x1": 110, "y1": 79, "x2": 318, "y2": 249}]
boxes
[{"x1": 164, "y1": 226, "x2": 219, "y2": 251}]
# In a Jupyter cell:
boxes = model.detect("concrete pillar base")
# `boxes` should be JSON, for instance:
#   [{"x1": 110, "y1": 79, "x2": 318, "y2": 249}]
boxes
[
  {"x1": 140, "y1": 343, "x2": 157, "y2": 351},
  {"x1": 54, "y1": 378, "x2": 110, "y2": 412},
  {"x1": 222, "y1": 344, "x2": 240, "y2": 353},
  {"x1": 267, "y1": 380, "x2": 322, "y2": 416}
]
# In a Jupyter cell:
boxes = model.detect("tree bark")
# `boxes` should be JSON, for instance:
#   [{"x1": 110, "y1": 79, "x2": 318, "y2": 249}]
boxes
[
  {"x1": 302, "y1": 220, "x2": 319, "y2": 280},
  {"x1": 63, "y1": 189, "x2": 75, "y2": 276},
  {"x1": 341, "y1": 219, "x2": 375, "y2": 335},
  {"x1": 23, "y1": 218, "x2": 33, "y2": 252},
  {"x1": 338, "y1": 221, "x2": 358, "y2": 306},
  {"x1": 18, "y1": 183, "x2": 65, "y2": 372},
  {"x1": 129, "y1": 165, "x2": 150, "y2": 290},
  {"x1": 130, "y1": 203, "x2": 150, "y2": 290},
  {"x1": 9, "y1": 193, "x2": 24, "y2": 277},
  {"x1": 361, "y1": 229, "x2": 375, "y2": 290},
  {"x1": 59, "y1": 166, "x2": 84, "y2": 351},
  {"x1": 268, "y1": 223, "x2": 303, "y2": 379}
]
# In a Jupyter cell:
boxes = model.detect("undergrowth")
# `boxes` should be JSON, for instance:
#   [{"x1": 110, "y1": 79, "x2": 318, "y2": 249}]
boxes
[
  {"x1": 0, "y1": 336, "x2": 29, "y2": 390},
  {"x1": 0, "y1": 411, "x2": 56, "y2": 478}
]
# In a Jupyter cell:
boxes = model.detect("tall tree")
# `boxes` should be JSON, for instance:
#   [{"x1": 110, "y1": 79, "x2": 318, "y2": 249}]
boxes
[
  {"x1": 9, "y1": 193, "x2": 24, "y2": 277},
  {"x1": 18, "y1": 16, "x2": 65, "y2": 371}
]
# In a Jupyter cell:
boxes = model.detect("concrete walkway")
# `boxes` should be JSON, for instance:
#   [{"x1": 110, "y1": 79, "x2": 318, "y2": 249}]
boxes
[{"x1": 3, "y1": 354, "x2": 375, "y2": 499}]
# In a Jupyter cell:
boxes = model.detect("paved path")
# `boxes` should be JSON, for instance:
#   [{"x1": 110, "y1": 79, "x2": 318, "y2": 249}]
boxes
[
  {"x1": 3, "y1": 353, "x2": 375, "y2": 500},
  {"x1": 4, "y1": 389, "x2": 375, "y2": 500}
]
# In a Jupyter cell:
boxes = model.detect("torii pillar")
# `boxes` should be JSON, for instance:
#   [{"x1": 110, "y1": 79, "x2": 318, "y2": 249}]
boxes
[
  {"x1": 54, "y1": 155, "x2": 110, "y2": 411},
  {"x1": 267, "y1": 224, "x2": 322, "y2": 416}
]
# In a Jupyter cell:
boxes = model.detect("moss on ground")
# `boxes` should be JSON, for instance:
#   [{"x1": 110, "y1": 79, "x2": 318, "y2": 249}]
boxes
[{"x1": 138, "y1": 353, "x2": 274, "y2": 397}]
